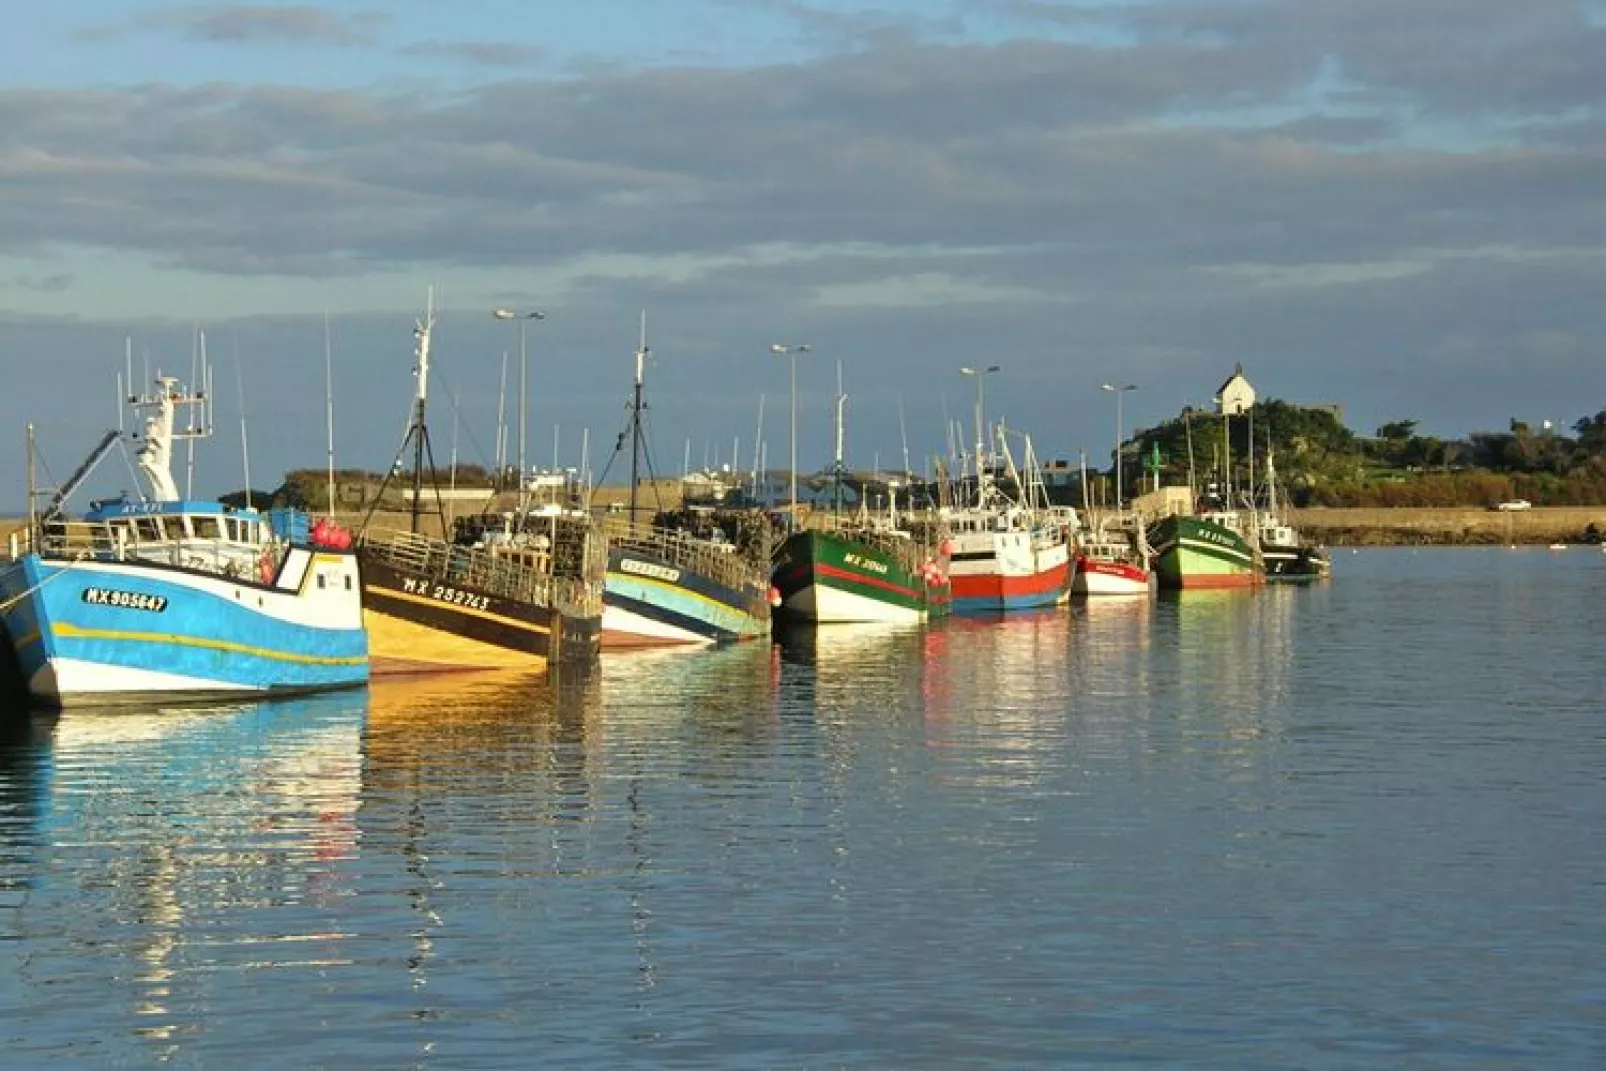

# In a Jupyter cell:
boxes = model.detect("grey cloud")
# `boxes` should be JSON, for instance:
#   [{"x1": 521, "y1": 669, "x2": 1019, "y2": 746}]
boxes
[
  {"x1": 11, "y1": 273, "x2": 74, "y2": 293},
  {"x1": 3, "y1": 2, "x2": 1604, "y2": 479},
  {"x1": 2, "y1": 32, "x2": 1602, "y2": 275},
  {"x1": 134, "y1": 5, "x2": 385, "y2": 47},
  {"x1": 399, "y1": 41, "x2": 545, "y2": 68},
  {"x1": 1266, "y1": 114, "x2": 1395, "y2": 146},
  {"x1": 1124, "y1": 0, "x2": 1606, "y2": 118},
  {"x1": 717, "y1": 0, "x2": 965, "y2": 51}
]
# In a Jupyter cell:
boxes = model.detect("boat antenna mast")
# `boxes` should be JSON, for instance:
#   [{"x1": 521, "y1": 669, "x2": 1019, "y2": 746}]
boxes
[
  {"x1": 750, "y1": 393, "x2": 765, "y2": 501},
  {"x1": 129, "y1": 360, "x2": 211, "y2": 504},
  {"x1": 595, "y1": 312, "x2": 661, "y2": 518},
  {"x1": 362, "y1": 289, "x2": 448, "y2": 536},
  {"x1": 833, "y1": 359, "x2": 847, "y2": 517},
  {"x1": 629, "y1": 310, "x2": 649, "y2": 522}
]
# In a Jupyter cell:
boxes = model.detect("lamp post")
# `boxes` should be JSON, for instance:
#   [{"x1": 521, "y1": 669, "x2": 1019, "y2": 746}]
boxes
[
  {"x1": 770, "y1": 342, "x2": 812, "y2": 525},
  {"x1": 959, "y1": 365, "x2": 1000, "y2": 498},
  {"x1": 492, "y1": 308, "x2": 545, "y2": 500},
  {"x1": 1101, "y1": 382, "x2": 1139, "y2": 508}
]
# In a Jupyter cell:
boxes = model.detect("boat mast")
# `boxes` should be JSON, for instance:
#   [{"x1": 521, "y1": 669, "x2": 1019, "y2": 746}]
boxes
[
  {"x1": 897, "y1": 394, "x2": 912, "y2": 481},
  {"x1": 408, "y1": 290, "x2": 437, "y2": 533},
  {"x1": 324, "y1": 311, "x2": 336, "y2": 516},
  {"x1": 494, "y1": 349, "x2": 508, "y2": 489},
  {"x1": 25, "y1": 424, "x2": 36, "y2": 541},
  {"x1": 629, "y1": 311, "x2": 648, "y2": 521},
  {"x1": 833, "y1": 360, "x2": 846, "y2": 517},
  {"x1": 1184, "y1": 406, "x2": 1197, "y2": 502},
  {"x1": 1246, "y1": 404, "x2": 1256, "y2": 511},
  {"x1": 1265, "y1": 440, "x2": 1278, "y2": 518},
  {"x1": 1220, "y1": 408, "x2": 1232, "y2": 509},
  {"x1": 1078, "y1": 449, "x2": 1092, "y2": 522},
  {"x1": 750, "y1": 393, "x2": 765, "y2": 500}
]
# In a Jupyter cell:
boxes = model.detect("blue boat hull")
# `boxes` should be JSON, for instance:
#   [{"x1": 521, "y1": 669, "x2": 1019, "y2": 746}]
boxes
[
  {"x1": 0, "y1": 554, "x2": 368, "y2": 707},
  {"x1": 601, "y1": 546, "x2": 769, "y2": 647}
]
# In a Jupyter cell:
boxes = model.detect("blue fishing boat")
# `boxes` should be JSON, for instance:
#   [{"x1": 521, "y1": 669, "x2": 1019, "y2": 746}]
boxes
[
  {"x1": 597, "y1": 318, "x2": 771, "y2": 647},
  {"x1": 0, "y1": 373, "x2": 368, "y2": 707}
]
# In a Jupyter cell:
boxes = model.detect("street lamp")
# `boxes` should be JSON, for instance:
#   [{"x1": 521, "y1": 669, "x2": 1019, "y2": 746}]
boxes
[
  {"x1": 770, "y1": 342, "x2": 812, "y2": 525},
  {"x1": 959, "y1": 365, "x2": 1001, "y2": 492},
  {"x1": 493, "y1": 308, "x2": 546, "y2": 499},
  {"x1": 1101, "y1": 382, "x2": 1139, "y2": 508}
]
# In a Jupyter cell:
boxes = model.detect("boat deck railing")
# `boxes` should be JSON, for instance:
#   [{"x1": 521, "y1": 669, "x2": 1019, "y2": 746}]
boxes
[
  {"x1": 601, "y1": 518, "x2": 767, "y2": 592},
  {"x1": 360, "y1": 528, "x2": 604, "y2": 618},
  {"x1": 5, "y1": 519, "x2": 273, "y2": 583},
  {"x1": 801, "y1": 512, "x2": 948, "y2": 572}
]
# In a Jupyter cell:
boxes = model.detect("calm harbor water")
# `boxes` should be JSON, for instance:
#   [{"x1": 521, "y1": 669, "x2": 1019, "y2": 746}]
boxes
[{"x1": 2, "y1": 547, "x2": 1602, "y2": 1067}]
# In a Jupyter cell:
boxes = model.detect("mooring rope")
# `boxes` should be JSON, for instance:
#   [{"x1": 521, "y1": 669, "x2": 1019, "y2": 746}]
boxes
[{"x1": 0, "y1": 552, "x2": 92, "y2": 614}]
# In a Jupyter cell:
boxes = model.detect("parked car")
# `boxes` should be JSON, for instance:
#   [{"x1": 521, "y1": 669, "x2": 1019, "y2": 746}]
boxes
[{"x1": 1490, "y1": 499, "x2": 1533, "y2": 511}]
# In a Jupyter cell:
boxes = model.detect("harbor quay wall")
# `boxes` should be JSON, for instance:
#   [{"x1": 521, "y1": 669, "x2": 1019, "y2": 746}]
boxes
[
  {"x1": 1288, "y1": 506, "x2": 1606, "y2": 546},
  {"x1": 5, "y1": 503, "x2": 1605, "y2": 548}
]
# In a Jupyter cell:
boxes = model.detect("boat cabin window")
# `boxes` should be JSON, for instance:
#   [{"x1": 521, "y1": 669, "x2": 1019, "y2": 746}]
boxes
[
  {"x1": 160, "y1": 518, "x2": 184, "y2": 542},
  {"x1": 135, "y1": 518, "x2": 162, "y2": 542},
  {"x1": 192, "y1": 516, "x2": 223, "y2": 540}
]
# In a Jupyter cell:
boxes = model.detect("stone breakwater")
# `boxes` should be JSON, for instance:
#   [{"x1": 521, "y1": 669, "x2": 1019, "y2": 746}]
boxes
[
  {"x1": 5, "y1": 505, "x2": 1605, "y2": 548},
  {"x1": 1290, "y1": 506, "x2": 1606, "y2": 546}
]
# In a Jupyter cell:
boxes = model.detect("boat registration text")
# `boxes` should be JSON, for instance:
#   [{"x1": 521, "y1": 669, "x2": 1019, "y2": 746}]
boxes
[
  {"x1": 619, "y1": 559, "x2": 682, "y2": 583},
  {"x1": 400, "y1": 576, "x2": 493, "y2": 611},
  {"x1": 82, "y1": 587, "x2": 168, "y2": 612}
]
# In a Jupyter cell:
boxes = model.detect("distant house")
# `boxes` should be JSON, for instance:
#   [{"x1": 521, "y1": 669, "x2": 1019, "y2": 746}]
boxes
[
  {"x1": 712, "y1": 468, "x2": 865, "y2": 511},
  {"x1": 681, "y1": 467, "x2": 744, "y2": 505},
  {"x1": 1215, "y1": 363, "x2": 1257, "y2": 416}
]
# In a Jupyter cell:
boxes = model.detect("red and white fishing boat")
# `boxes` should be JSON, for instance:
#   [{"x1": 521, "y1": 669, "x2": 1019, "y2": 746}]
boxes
[
  {"x1": 1072, "y1": 517, "x2": 1152, "y2": 596},
  {"x1": 941, "y1": 428, "x2": 1072, "y2": 614}
]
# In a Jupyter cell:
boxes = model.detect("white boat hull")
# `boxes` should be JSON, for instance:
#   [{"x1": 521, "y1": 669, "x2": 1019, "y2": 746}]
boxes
[
  {"x1": 785, "y1": 581, "x2": 925, "y2": 625},
  {"x1": 1071, "y1": 558, "x2": 1151, "y2": 596}
]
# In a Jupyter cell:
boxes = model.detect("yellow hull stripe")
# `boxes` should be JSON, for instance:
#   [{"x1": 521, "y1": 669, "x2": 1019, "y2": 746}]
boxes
[
  {"x1": 364, "y1": 609, "x2": 547, "y2": 671},
  {"x1": 52, "y1": 622, "x2": 367, "y2": 666},
  {"x1": 365, "y1": 584, "x2": 552, "y2": 635}
]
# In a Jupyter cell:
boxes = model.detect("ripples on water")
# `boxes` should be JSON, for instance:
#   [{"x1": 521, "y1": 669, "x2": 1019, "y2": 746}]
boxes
[{"x1": 1, "y1": 548, "x2": 1602, "y2": 1066}]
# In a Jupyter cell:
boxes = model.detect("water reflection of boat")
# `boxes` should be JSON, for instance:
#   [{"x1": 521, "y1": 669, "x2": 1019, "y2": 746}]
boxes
[
  {"x1": 943, "y1": 608, "x2": 1074, "y2": 714},
  {"x1": 9, "y1": 692, "x2": 367, "y2": 1060},
  {"x1": 0, "y1": 712, "x2": 51, "y2": 887},
  {"x1": 363, "y1": 669, "x2": 601, "y2": 785},
  {"x1": 1069, "y1": 591, "x2": 1153, "y2": 655},
  {"x1": 771, "y1": 619, "x2": 925, "y2": 668},
  {"x1": 1155, "y1": 587, "x2": 1293, "y2": 723}
]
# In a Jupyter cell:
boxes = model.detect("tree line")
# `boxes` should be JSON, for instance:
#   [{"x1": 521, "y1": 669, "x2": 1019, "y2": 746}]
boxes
[{"x1": 1123, "y1": 401, "x2": 1606, "y2": 508}]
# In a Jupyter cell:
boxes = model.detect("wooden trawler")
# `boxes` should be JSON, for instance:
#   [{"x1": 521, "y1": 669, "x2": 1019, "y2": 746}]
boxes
[{"x1": 356, "y1": 293, "x2": 604, "y2": 674}]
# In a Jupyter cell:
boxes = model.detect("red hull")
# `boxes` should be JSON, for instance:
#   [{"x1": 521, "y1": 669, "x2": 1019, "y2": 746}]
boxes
[{"x1": 950, "y1": 560, "x2": 1070, "y2": 610}]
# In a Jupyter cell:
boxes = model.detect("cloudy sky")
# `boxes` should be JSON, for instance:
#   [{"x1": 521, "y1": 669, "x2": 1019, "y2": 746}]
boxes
[{"x1": 3, "y1": 0, "x2": 1604, "y2": 502}]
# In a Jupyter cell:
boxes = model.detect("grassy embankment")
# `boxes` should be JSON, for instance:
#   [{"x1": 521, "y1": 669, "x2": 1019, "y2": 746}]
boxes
[{"x1": 1289, "y1": 506, "x2": 1606, "y2": 546}]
